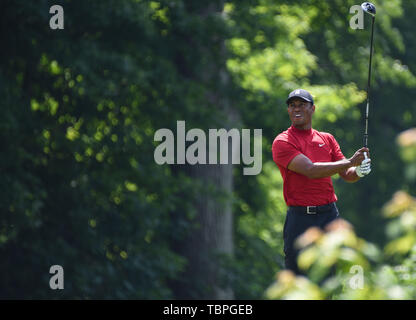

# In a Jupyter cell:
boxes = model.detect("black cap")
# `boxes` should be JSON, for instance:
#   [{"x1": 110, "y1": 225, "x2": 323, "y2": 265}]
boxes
[{"x1": 286, "y1": 89, "x2": 314, "y2": 105}]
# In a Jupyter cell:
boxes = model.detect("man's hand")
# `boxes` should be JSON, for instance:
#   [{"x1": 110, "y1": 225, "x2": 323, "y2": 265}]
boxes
[
  {"x1": 348, "y1": 147, "x2": 370, "y2": 167},
  {"x1": 355, "y1": 155, "x2": 371, "y2": 177}
]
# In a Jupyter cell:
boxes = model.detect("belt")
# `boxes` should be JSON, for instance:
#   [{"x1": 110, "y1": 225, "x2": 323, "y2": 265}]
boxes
[{"x1": 289, "y1": 202, "x2": 336, "y2": 215}]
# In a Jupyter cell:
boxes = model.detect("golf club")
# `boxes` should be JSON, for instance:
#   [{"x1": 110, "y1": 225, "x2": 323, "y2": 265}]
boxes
[{"x1": 361, "y1": 2, "x2": 376, "y2": 159}]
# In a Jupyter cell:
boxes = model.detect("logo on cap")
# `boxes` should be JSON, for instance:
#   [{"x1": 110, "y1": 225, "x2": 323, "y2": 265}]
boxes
[{"x1": 286, "y1": 89, "x2": 314, "y2": 105}]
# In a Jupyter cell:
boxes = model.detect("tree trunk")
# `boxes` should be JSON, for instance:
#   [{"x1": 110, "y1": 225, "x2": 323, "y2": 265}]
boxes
[{"x1": 170, "y1": 1, "x2": 239, "y2": 300}]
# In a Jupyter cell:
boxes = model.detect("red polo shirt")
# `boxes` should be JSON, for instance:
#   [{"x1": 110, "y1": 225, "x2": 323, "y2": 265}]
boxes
[{"x1": 272, "y1": 125, "x2": 345, "y2": 206}]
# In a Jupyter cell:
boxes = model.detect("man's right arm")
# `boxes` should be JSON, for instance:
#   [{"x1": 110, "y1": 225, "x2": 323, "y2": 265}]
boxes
[{"x1": 287, "y1": 147, "x2": 369, "y2": 179}]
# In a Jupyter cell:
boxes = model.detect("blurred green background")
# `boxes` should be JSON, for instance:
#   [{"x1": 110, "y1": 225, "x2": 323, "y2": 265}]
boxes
[{"x1": 1, "y1": 0, "x2": 416, "y2": 299}]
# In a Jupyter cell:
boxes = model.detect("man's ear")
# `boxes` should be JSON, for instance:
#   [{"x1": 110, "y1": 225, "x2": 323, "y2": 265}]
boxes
[{"x1": 312, "y1": 104, "x2": 316, "y2": 113}]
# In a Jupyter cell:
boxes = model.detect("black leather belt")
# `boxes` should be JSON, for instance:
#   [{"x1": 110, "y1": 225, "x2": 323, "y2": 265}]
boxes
[{"x1": 289, "y1": 202, "x2": 336, "y2": 215}]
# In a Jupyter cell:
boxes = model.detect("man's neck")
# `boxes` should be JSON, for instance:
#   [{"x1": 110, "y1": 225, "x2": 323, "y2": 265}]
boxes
[{"x1": 292, "y1": 124, "x2": 312, "y2": 131}]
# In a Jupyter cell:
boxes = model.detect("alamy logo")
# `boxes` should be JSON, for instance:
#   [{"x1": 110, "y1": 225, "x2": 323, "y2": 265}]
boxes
[
  {"x1": 49, "y1": 5, "x2": 64, "y2": 30},
  {"x1": 349, "y1": 265, "x2": 364, "y2": 290},
  {"x1": 349, "y1": 5, "x2": 364, "y2": 30},
  {"x1": 49, "y1": 265, "x2": 64, "y2": 290},
  {"x1": 154, "y1": 121, "x2": 262, "y2": 175}
]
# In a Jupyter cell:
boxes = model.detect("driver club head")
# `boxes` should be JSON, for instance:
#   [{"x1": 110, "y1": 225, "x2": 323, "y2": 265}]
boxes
[{"x1": 361, "y1": 2, "x2": 376, "y2": 16}]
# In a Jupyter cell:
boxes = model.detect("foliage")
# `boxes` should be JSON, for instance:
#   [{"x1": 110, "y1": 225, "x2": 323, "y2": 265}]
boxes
[{"x1": 1, "y1": 0, "x2": 416, "y2": 299}]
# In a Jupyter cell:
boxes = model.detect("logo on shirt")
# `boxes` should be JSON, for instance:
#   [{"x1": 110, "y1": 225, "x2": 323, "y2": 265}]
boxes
[{"x1": 319, "y1": 143, "x2": 325, "y2": 147}]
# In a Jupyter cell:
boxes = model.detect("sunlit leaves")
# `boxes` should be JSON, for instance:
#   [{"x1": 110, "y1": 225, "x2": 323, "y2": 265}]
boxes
[
  {"x1": 66, "y1": 118, "x2": 83, "y2": 141},
  {"x1": 382, "y1": 191, "x2": 416, "y2": 218},
  {"x1": 382, "y1": 151, "x2": 416, "y2": 258},
  {"x1": 227, "y1": 38, "x2": 251, "y2": 57},
  {"x1": 227, "y1": 28, "x2": 317, "y2": 94},
  {"x1": 265, "y1": 270, "x2": 324, "y2": 300},
  {"x1": 308, "y1": 83, "x2": 366, "y2": 125},
  {"x1": 376, "y1": 56, "x2": 416, "y2": 87},
  {"x1": 66, "y1": 127, "x2": 79, "y2": 141},
  {"x1": 265, "y1": 218, "x2": 414, "y2": 299}
]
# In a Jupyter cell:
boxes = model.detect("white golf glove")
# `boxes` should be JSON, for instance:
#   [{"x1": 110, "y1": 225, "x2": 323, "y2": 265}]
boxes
[{"x1": 355, "y1": 154, "x2": 371, "y2": 177}]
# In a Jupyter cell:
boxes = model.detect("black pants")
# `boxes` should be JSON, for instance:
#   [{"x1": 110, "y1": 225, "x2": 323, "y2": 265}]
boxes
[{"x1": 283, "y1": 203, "x2": 340, "y2": 275}]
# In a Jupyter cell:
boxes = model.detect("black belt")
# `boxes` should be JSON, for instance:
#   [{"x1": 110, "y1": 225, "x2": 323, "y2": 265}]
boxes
[{"x1": 289, "y1": 202, "x2": 336, "y2": 215}]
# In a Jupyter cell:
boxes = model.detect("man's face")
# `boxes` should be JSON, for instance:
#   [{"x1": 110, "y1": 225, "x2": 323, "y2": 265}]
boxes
[{"x1": 287, "y1": 98, "x2": 315, "y2": 129}]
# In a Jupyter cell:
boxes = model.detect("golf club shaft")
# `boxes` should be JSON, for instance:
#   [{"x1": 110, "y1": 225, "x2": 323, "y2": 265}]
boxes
[{"x1": 364, "y1": 16, "x2": 375, "y2": 148}]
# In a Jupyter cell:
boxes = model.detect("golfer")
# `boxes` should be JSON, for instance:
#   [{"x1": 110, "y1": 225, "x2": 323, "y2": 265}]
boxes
[{"x1": 272, "y1": 89, "x2": 371, "y2": 274}]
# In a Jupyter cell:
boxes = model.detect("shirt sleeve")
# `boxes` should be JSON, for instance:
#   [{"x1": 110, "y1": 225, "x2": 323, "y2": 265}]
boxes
[
  {"x1": 328, "y1": 134, "x2": 345, "y2": 161},
  {"x1": 272, "y1": 139, "x2": 302, "y2": 169}
]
